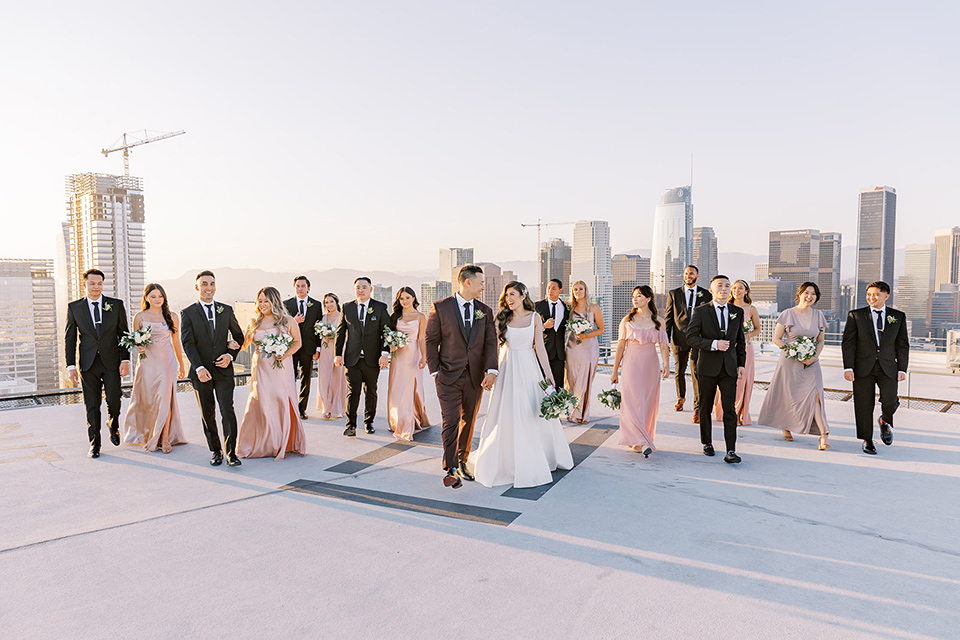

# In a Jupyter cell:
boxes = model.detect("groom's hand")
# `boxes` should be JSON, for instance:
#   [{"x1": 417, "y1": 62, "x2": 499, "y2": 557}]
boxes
[
  {"x1": 378, "y1": 355, "x2": 389, "y2": 369},
  {"x1": 119, "y1": 362, "x2": 130, "y2": 377},
  {"x1": 481, "y1": 372, "x2": 497, "y2": 391},
  {"x1": 334, "y1": 356, "x2": 344, "y2": 367}
]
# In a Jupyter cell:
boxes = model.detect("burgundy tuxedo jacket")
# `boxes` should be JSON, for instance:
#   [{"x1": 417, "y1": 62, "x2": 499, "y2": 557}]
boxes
[{"x1": 425, "y1": 296, "x2": 498, "y2": 387}]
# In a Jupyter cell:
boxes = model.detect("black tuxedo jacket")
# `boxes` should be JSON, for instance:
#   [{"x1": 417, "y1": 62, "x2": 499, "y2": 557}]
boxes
[
  {"x1": 841, "y1": 306, "x2": 909, "y2": 378},
  {"x1": 664, "y1": 286, "x2": 711, "y2": 349},
  {"x1": 685, "y1": 302, "x2": 746, "y2": 377},
  {"x1": 336, "y1": 299, "x2": 390, "y2": 367},
  {"x1": 180, "y1": 302, "x2": 244, "y2": 380},
  {"x1": 284, "y1": 296, "x2": 323, "y2": 352},
  {"x1": 535, "y1": 299, "x2": 569, "y2": 361},
  {"x1": 65, "y1": 297, "x2": 129, "y2": 371}
]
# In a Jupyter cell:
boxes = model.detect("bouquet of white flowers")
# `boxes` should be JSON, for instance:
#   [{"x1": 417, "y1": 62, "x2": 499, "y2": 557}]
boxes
[
  {"x1": 782, "y1": 335, "x2": 818, "y2": 368},
  {"x1": 597, "y1": 387, "x2": 621, "y2": 410},
  {"x1": 256, "y1": 332, "x2": 293, "y2": 369},
  {"x1": 567, "y1": 317, "x2": 592, "y2": 344},
  {"x1": 538, "y1": 379, "x2": 579, "y2": 420},
  {"x1": 383, "y1": 326, "x2": 410, "y2": 350},
  {"x1": 314, "y1": 320, "x2": 336, "y2": 348},
  {"x1": 119, "y1": 326, "x2": 154, "y2": 361}
]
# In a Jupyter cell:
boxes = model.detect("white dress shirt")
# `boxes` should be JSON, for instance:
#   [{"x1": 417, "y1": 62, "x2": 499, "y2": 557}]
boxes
[
  {"x1": 547, "y1": 297, "x2": 565, "y2": 328},
  {"x1": 354, "y1": 298, "x2": 389, "y2": 357},
  {"x1": 710, "y1": 301, "x2": 728, "y2": 351},
  {"x1": 67, "y1": 296, "x2": 130, "y2": 370},
  {"x1": 684, "y1": 286, "x2": 698, "y2": 314},
  {"x1": 430, "y1": 294, "x2": 498, "y2": 377},
  {"x1": 844, "y1": 306, "x2": 886, "y2": 374},
  {"x1": 196, "y1": 300, "x2": 231, "y2": 376}
]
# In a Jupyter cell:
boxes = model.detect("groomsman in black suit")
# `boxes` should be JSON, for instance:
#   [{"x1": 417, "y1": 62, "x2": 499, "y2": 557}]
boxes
[
  {"x1": 65, "y1": 269, "x2": 130, "y2": 458},
  {"x1": 284, "y1": 276, "x2": 323, "y2": 420},
  {"x1": 686, "y1": 274, "x2": 746, "y2": 463},
  {"x1": 180, "y1": 270, "x2": 245, "y2": 467},
  {"x1": 535, "y1": 278, "x2": 569, "y2": 389},
  {"x1": 842, "y1": 281, "x2": 909, "y2": 455},
  {"x1": 335, "y1": 277, "x2": 390, "y2": 436},
  {"x1": 664, "y1": 265, "x2": 711, "y2": 422}
]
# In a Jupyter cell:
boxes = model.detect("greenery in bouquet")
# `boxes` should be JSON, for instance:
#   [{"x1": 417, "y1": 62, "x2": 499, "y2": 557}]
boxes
[
  {"x1": 538, "y1": 379, "x2": 579, "y2": 420},
  {"x1": 119, "y1": 326, "x2": 154, "y2": 361}
]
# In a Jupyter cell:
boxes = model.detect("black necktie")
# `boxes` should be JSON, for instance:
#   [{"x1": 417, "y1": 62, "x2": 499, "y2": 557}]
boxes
[
  {"x1": 464, "y1": 302, "x2": 472, "y2": 332},
  {"x1": 551, "y1": 302, "x2": 557, "y2": 329},
  {"x1": 300, "y1": 300, "x2": 305, "y2": 316},
  {"x1": 688, "y1": 290, "x2": 694, "y2": 314},
  {"x1": 93, "y1": 301, "x2": 101, "y2": 335},
  {"x1": 359, "y1": 304, "x2": 366, "y2": 333},
  {"x1": 206, "y1": 304, "x2": 215, "y2": 338},
  {"x1": 875, "y1": 310, "x2": 883, "y2": 344},
  {"x1": 718, "y1": 305, "x2": 726, "y2": 334}
]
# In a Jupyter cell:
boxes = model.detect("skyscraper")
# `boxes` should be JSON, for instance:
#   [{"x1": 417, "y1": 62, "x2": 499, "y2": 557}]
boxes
[
  {"x1": 439, "y1": 248, "x2": 474, "y2": 284},
  {"x1": 692, "y1": 226, "x2": 718, "y2": 282},
  {"x1": 754, "y1": 263, "x2": 769, "y2": 281},
  {"x1": 768, "y1": 229, "x2": 820, "y2": 286},
  {"x1": 420, "y1": 280, "x2": 452, "y2": 312},
  {"x1": 0, "y1": 259, "x2": 59, "y2": 393},
  {"x1": 571, "y1": 221, "x2": 613, "y2": 351},
  {"x1": 651, "y1": 185, "x2": 692, "y2": 294},
  {"x1": 855, "y1": 186, "x2": 897, "y2": 307},
  {"x1": 539, "y1": 238, "x2": 571, "y2": 298},
  {"x1": 372, "y1": 284, "x2": 393, "y2": 305},
  {"x1": 934, "y1": 226, "x2": 960, "y2": 290},
  {"x1": 59, "y1": 173, "x2": 146, "y2": 316},
  {"x1": 476, "y1": 262, "x2": 515, "y2": 309},
  {"x1": 897, "y1": 244, "x2": 937, "y2": 335},
  {"x1": 818, "y1": 232, "x2": 842, "y2": 317},
  {"x1": 611, "y1": 254, "x2": 651, "y2": 325}
]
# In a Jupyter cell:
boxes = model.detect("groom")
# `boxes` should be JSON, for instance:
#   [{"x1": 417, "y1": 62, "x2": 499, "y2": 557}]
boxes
[
  {"x1": 64, "y1": 268, "x2": 130, "y2": 458},
  {"x1": 425, "y1": 264, "x2": 498, "y2": 488},
  {"x1": 180, "y1": 270, "x2": 244, "y2": 467},
  {"x1": 842, "y1": 281, "x2": 909, "y2": 455}
]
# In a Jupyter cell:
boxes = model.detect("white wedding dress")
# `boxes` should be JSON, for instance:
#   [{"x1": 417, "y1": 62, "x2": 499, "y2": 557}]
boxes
[{"x1": 473, "y1": 319, "x2": 574, "y2": 488}]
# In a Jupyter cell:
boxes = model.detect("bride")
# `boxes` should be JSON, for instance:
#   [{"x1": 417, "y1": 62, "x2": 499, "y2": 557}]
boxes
[{"x1": 473, "y1": 281, "x2": 574, "y2": 488}]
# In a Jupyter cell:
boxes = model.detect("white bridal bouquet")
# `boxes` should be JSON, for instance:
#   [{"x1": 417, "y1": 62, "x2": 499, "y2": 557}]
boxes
[
  {"x1": 597, "y1": 387, "x2": 621, "y2": 410},
  {"x1": 119, "y1": 326, "x2": 154, "y2": 361},
  {"x1": 538, "y1": 379, "x2": 580, "y2": 420},
  {"x1": 383, "y1": 326, "x2": 410, "y2": 350},
  {"x1": 567, "y1": 317, "x2": 592, "y2": 344},
  {"x1": 782, "y1": 335, "x2": 818, "y2": 368},
  {"x1": 256, "y1": 332, "x2": 293, "y2": 369},
  {"x1": 314, "y1": 320, "x2": 336, "y2": 347}
]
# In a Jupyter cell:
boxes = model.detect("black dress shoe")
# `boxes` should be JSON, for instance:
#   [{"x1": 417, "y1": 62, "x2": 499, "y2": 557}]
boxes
[
  {"x1": 879, "y1": 417, "x2": 894, "y2": 445},
  {"x1": 299, "y1": 412, "x2": 308, "y2": 421},
  {"x1": 88, "y1": 445, "x2": 100, "y2": 459},
  {"x1": 443, "y1": 469, "x2": 462, "y2": 488},
  {"x1": 702, "y1": 444, "x2": 715, "y2": 457},
  {"x1": 724, "y1": 451, "x2": 741, "y2": 464},
  {"x1": 455, "y1": 462, "x2": 475, "y2": 482},
  {"x1": 343, "y1": 426, "x2": 357, "y2": 437},
  {"x1": 227, "y1": 453, "x2": 242, "y2": 467},
  {"x1": 365, "y1": 424, "x2": 375, "y2": 434},
  {"x1": 109, "y1": 428, "x2": 121, "y2": 446},
  {"x1": 211, "y1": 451, "x2": 224, "y2": 466},
  {"x1": 862, "y1": 440, "x2": 877, "y2": 455}
]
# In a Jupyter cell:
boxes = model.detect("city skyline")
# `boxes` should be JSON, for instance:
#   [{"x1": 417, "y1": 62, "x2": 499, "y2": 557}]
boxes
[{"x1": 2, "y1": 3, "x2": 958, "y2": 279}]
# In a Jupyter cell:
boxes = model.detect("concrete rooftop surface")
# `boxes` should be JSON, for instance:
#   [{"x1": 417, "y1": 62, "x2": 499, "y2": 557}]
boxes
[{"x1": 1, "y1": 373, "x2": 958, "y2": 639}]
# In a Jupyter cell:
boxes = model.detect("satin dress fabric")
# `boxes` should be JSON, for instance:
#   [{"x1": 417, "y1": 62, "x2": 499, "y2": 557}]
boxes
[
  {"x1": 387, "y1": 318, "x2": 430, "y2": 440},
  {"x1": 315, "y1": 312, "x2": 347, "y2": 419},
  {"x1": 122, "y1": 320, "x2": 187, "y2": 450},
  {"x1": 565, "y1": 307, "x2": 599, "y2": 422}
]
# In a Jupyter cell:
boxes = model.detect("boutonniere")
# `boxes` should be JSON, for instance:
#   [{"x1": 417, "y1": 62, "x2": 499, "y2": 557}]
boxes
[
  {"x1": 475, "y1": 309, "x2": 485, "y2": 320},
  {"x1": 696, "y1": 291, "x2": 704, "y2": 298},
  {"x1": 306, "y1": 301, "x2": 314, "y2": 308},
  {"x1": 729, "y1": 313, "x2": 738, "y2": 320},
  {"x1": 102, "y1": 302, "x2": 112, "y2": 312},
  {"x1": 216, "y1": 305, "x2": 224, "y2": 315},
  {"x1": 887, "y1": 316, "x2": 898, "y2": 324}
]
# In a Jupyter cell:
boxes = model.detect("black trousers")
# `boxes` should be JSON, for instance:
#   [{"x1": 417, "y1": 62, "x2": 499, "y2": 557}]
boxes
[
  {"x1": 345, "y1": 360, "x2": 380, "y2": 427},
  {"x1": 192, "y1": 373, "x2": 238, "y2": 454},
  {"x1": 79, "y1": 354, "x2": 122, "y2": 447},
  {"x1": 853, "y1": 361, "x2": 900, "y2": 440},
  {"x1": 547, "y1": 357, "x2": 565, "y2": 389},
  {"x1": 698, "y1": 370, "x2": 738, "y2": 452},
  {"x1": 672, "y1": 344, "x2": 700, "y2": 410},
  {"x1": 292, "y1": 348, "x2": 315, "y2": 415}
]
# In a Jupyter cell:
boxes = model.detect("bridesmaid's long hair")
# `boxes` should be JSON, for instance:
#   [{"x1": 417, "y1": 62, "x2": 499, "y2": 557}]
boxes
[
  {"x1": 570, "y1": 279, "x2": 590, "y2": 316},
  {"x1": 626, "y1": 285, "x2": 661, "y2": 330},
  {"x1": 729, "y1": 279, "x2": 753, "y2": 304},
  {"x1": 323, "y1": 292, "x2": 341, "y2": 313},
  {"x1": 390, "y1": 286, "x2": 420, "y2": 326},
  {"x1": 141, "y1": 283, "x2": 176, "y2": 333},
  {"x1": 496, "y1": 281, "x2": 535, "y2": 346},
  {"x1": 250, "y1": 286, "x2": 291, "y2": 338}
]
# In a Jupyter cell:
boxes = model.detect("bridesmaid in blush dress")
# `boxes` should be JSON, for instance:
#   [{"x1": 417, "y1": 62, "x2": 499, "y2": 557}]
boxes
[
  {"x1": 565, "y1": 279, "x2": 604, "y2": 424},
  {"x1": 237, "y1": 286, "x2": 307, "y2": 460},
  {"x1": 714, "y1": 280, "x2": 761, "y2": 425},
  {"x1": 122, "y1": 283, "x2": 187, "y2": 453},
  {"x1": 315, "y1": 293, "x2": 347, "y2": 420},
  {"x1": 610, "y1": 286, "x2": 670, "y2": 457},
  {"x1": 758, "y1": 281, "x2": 830, "y2": 450},
  {"x1": 387, "y1": 287, "x2": 430, "y2": 441}
]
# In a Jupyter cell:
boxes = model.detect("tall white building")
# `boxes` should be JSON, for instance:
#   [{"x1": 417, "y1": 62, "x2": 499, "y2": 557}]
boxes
[
  {"x1": 570, "y1": 220, "x2": 613, "y2": 352},
  {"x1": 439, "y1": 248, "x2": 474, "y2": 284},
  {"x1": 651, "y1": 185, "x2": 693, "y2": 294},
  {"x1": 0, "y1": 259, "x2": 59, "y2": 394},
  {"x1": 897, "y1": 243, "x2": 937, "y2": 335},
  {"x1": 855, "y1": 186, "x2": 896, "y2": 307},
  {"x1": 692, "y1": 226, "x2": 718, "y2": 282}
]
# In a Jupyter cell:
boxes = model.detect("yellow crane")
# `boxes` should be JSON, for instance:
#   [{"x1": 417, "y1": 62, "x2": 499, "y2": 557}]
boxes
[{"x1": 101, "y1": 129, "x2": 186, "y2": 182}]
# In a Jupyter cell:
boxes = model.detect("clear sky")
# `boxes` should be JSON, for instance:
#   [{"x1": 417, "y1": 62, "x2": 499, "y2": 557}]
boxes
[{"x1": 1, "y1": 1, "x2": 957, "y2": 280}]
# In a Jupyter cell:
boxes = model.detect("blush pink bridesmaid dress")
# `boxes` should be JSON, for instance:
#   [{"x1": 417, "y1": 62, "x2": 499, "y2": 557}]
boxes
[
  {"x1": 714, "y1": 310, "x2": 756, "y2": 425},
  {"x1": 315, "y1": 312, "x2": 347, "y2": 419},
  {"x1": 387, "y1": 318, "x2": 430, "y2": 441},
  {"x1": 565, "y1": 307, "x2": 599, "y2": 423},
  {"x1": 617, "y1": 323, "x2": 669, "y2": 451}
]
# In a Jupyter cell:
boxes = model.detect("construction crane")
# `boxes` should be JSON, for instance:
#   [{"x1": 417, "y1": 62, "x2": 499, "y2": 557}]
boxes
[
  {"x1": 520, "y1": 219, "x2": 575, "y2": 263},
  {"x1": 101, "y1": 129, "x2": 186, "y2": 182}
]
